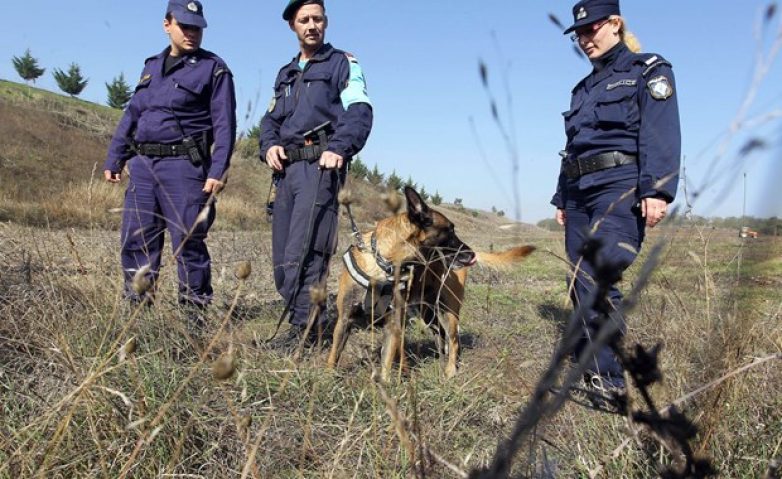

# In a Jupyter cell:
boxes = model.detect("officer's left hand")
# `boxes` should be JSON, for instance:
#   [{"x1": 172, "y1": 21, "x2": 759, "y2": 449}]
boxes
[
  {"x1": 641, "y1": 197, "x2": 667, "y2": 228},
  {"x1": 203, "y1": 178, "x2": 225, "y2": 195},
  {"x1": 319, "y1": 151, "x2": 344, "y2": 170}
]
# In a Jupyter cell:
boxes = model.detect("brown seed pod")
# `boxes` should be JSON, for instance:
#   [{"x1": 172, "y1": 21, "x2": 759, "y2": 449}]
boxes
[
  {"x1": 131, "y1": 265, "x2": 152, "y2": 296},
  {"x1": 381, "y1": 189, "x2": 402, "y2": 214},
  {"x1": 235, "y1": 261, "x2": 252, "y2": 280},
  {"x1": 212, "y1": 353, "x2": 237, "y2": 381},
  {"x1": 239, "y1": 415, "x2": 252, "y2": 430},
  {"x1": 338, "y1": 187, "x2": 353, "y2": 206}
]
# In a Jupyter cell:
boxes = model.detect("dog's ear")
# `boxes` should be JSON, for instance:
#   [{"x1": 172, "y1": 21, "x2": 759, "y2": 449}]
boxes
[{"x1": 404, "y1": 186, "x2": 433, "y2": 228}]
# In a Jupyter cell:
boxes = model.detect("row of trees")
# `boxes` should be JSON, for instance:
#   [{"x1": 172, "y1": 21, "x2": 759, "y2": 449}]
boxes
[
  {"x1": 348, "y1": 158, "x2": 444, "y2": 206},
  {"x1": 12, "y1": 49, "x2": 132, "y2": 109}
]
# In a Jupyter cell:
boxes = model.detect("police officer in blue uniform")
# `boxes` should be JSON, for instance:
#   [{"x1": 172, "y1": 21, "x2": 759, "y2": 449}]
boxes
[
  {"x1": 104, "y1": 0, "x2": 236, "y2": 320},
  {"x1": 260, "y1": 0, "x2": 373, "y2": 346},
  {"x1": 553, "y1": 0, "x2": 681, "y2": 391}
]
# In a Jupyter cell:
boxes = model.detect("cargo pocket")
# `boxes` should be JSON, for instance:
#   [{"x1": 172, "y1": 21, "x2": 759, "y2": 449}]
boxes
[
  {"x1": 185, "y1": 191, "x2": 215, "y2": 240},
  {"x1": 312, "y1": 206, "x2": 339, "y2": 255},
  {"x1": 562, "y1": 104, "x2": 582, "y2": 138}
]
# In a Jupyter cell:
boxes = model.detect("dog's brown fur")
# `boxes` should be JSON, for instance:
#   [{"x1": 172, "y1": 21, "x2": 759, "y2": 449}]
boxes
[{"x1": 327, "y1": 187, "x2": 534, "y2": 381}]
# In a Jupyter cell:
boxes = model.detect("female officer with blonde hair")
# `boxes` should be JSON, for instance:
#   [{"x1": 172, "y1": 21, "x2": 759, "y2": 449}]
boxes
[{"x1": 552, "y1": 0, "x2": 681, "y2": 392}]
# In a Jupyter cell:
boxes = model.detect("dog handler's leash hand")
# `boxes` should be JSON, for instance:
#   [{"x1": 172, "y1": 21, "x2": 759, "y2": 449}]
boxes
[{"x1": 318, "y1": 150, "x2": 343, "y2": 170}]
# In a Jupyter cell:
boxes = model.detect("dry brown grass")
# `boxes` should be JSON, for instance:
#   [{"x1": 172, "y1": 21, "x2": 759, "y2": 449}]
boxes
[
  {"x1": 1, "y1": 79, "x2": 780, "y2": 478},
  {"x1": 1, "y1": 217, "x2": 780, "y2": 477}
]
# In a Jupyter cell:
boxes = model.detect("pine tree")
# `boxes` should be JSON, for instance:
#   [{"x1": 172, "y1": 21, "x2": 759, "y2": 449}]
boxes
[
  {"x1": 404, "y1": 175, "x2": 418, "y2": 192},
  {"x1": 105, "y1": 73, "x2": 132, "y2": 109},
  {"x1": 419, "y1": 186, "x2": 429, "y2": 202},
  {"x1": 367, "y1": 164, "x2": 384, "y2": 186},
  {"x1": 349, "y1": 156, "x2": 369, "y2": 179},
  {"x1": 386, "y1": 170, "x2": 403, "y2": 191},
  {"x1": 53, "y1": 63, "x2": 88, "y2": 97},
  {"x1": 431, "y1": 191, "x2": 443, "y2": 206},
  {"x1": 12, "y1": 49, "x2": 45, "y2": 83}
]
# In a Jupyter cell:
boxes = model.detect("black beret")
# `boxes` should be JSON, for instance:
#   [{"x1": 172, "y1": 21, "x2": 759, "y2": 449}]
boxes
[{"x1": 283, "y1": 0, "x2": 325, "y2": 21}]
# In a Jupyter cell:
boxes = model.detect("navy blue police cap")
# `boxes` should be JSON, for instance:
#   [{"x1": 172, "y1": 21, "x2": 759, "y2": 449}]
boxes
[
  {"x1": 283, "y1": 0, "x2": 325, "y2": 21},
  {"x1": 166, "y1": 0, "x2": 207, "y2": 28},
  {"x1": 563, "y1": 0, "x2": 620, "y2": 34}
]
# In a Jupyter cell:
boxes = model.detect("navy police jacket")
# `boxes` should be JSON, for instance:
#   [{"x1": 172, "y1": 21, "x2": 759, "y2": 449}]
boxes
[
  {"x1": 551, "y1": 42, "x2": 681, "y2": 208},
  {"x1": 259, "y1": 43, "x2": 373, "y2": 161},
  {"x1": 104, "y1": 47, "x2": 237, "y2": 181}
]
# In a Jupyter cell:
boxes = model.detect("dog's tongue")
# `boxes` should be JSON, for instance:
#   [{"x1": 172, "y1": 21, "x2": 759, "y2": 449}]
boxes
[{"x1": 466, "y1": 254, "x2": 477, "y2": 267}]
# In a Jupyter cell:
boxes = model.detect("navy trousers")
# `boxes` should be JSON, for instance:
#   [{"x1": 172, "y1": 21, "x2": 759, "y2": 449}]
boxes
[
  {"x1": 272, "y1": 161, "x2": 341, "y2": 327},
  {"x1": 121, "y1": 155, "x2": 215, "y2": 306},
  {"x1": 564, "y1": 176, "x2": 644, "y2": 381}
]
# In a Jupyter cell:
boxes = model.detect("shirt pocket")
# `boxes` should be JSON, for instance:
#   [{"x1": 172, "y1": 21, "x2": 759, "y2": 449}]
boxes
[
  {"x1": 301, "y1": 70, "x2": 336, "y2": 102},
  {"x1": 594, "y1": 89, "x2": 638, "y2": 130},
  {"x1": 275, "y1": 78, "x2": 296, "y2": 115},
  {"x1": 173, "y1": 76, "x2": 208, "y2": 109}
]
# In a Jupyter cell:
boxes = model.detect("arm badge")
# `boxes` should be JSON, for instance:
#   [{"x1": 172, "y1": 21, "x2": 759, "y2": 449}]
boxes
[
  {"x1": 267, "y1": 96, "x2": 277, "y2": 113},
  {"x1": 647, "y1": 75, "x2": 673, "y2": 100}
]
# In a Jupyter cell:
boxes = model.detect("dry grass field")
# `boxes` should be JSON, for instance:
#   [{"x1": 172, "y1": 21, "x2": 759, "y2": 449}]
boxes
[{"x1": 1, "y1": 80, "x2": 780, "y2": 477}]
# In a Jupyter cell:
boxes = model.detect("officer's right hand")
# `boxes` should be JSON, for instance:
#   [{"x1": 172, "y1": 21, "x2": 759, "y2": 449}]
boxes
[
  {"x1": 556, "y1": 208, "x2": 567, "y2": 226},
  {"x1": 266, "y1": 146, "x2": 287, "y2": 172},
  {"x1": 104, "y1": 169, "x2": 121, "y2": 183}
]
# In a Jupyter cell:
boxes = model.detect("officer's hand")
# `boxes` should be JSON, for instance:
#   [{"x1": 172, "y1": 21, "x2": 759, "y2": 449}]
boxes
[
  {"x1": 104, "y1": 169, "x2": 121, "y2": 183},
  {"x1": 319, "y1": 151, "x2": 343, "y2": 170},
  {"x1": 641, "y1": 197, "x2": 667, "y2": 228},
  {"x1": 203, "y1": 178, "x2": 225, "y2": 195},
  {"x1": 266, "y1": 146, "x2": 286, "y2": 171},
  {"x1": 556, "y1": 208, "x2": 567, "y2": 226}
]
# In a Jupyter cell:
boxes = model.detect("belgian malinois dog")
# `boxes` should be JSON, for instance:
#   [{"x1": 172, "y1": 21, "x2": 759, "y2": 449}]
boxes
[{"x1": 327, "y1": 187, "x2": 534, "y2": 381}]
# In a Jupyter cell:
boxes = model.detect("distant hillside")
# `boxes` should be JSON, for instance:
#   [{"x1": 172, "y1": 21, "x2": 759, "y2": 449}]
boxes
[{"x1": 0, "y1": 79, "x2": 531, "y2": 234}]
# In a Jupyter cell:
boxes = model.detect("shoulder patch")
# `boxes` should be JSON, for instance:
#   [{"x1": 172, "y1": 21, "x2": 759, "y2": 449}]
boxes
[
  {"x1": 647, "y1": 75, "x2": 673, "y2": 100},
  {"x1": 267, "y1": 94, "x2": 277, "y2": 113},
  {"x1": 138, "y1": 73, "x2": 152, "y2": 85},
  {"x1": 644, "y1": 55, "x2": 659, "y2": 66}
]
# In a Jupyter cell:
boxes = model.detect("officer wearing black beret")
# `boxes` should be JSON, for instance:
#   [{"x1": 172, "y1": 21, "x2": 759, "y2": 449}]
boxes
[
  {"x1": 260, "y1": 0, "x2": 373, "y2": 348},
  {"x1": 552, "y1": 0, "x2": 681, "y2": 393}
]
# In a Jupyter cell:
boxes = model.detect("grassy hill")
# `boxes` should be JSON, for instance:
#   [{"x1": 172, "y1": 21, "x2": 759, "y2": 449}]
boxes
[{"x1": 0, "y1": 79, "x2": 527, "y2": 235}]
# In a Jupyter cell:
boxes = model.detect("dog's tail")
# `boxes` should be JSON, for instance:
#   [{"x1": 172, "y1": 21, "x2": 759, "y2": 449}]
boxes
[{"x1": 474, "y1": 245, "x2": 536, "y2": 270}]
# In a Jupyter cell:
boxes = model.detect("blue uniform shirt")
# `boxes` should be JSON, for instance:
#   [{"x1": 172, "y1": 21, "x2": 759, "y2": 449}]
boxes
[
  {"x1": 104, "y1": 47, "x2": 237, "y2": 180},
  {"x1": 552, "y1": 42, "x2": 681, "y2": 207},
  {"x1": 259, "y1": 43, "x2": 373, "y2": 160}
]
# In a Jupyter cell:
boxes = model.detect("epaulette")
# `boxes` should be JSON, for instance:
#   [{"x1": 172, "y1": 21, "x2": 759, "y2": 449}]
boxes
[
  {"x1": 344, "y1": 52, "x2": 359, "y2": 64},
  {"x1": 638, "y1": 53, "x2": 672, "y2": 78}
]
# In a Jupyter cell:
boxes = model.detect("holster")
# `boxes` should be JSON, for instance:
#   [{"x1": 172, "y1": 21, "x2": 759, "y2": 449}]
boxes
[{"x1": 182, "y1": 135, "x2": 204, "y2": 167}]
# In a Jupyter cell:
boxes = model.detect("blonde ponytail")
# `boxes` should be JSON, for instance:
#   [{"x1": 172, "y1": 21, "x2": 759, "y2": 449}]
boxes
[{"x1": 611, "y1": 15, "x2": 642, "y2": 53}]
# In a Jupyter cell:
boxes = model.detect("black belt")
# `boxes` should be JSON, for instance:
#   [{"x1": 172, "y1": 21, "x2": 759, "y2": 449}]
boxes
[
  {"x1": 286, "y1": 144, "x2": 325, "y2": 163},
  {"x1": 136, "y1": 142, "x2": 193, "y2": 157},
  {"x1": 564, "y1": 151, "x2": 637, "y2": 179}
]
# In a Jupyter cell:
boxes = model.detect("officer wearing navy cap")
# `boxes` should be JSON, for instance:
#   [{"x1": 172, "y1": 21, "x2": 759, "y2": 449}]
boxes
[
  {"x1": 104, "y1": 1, "x2": 236, "y2": 325},
  {"x1": 552, "y1": 0, "x2": 681, "y2": 392},
  {"x1": 260, "y1": 0, "x2": 373, "y2": 347}
]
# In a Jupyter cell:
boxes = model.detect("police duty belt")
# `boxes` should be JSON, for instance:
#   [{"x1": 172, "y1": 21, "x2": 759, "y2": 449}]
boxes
[
  {"x1": 136, "y1": 139, "x2": 206, "y2": 158},
  {"x1": 286, "y1": 144, "x2": 326, "y2": 163},
  {"x1": 564, "y1": 151, "x2": 637, "y2": 179}
]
